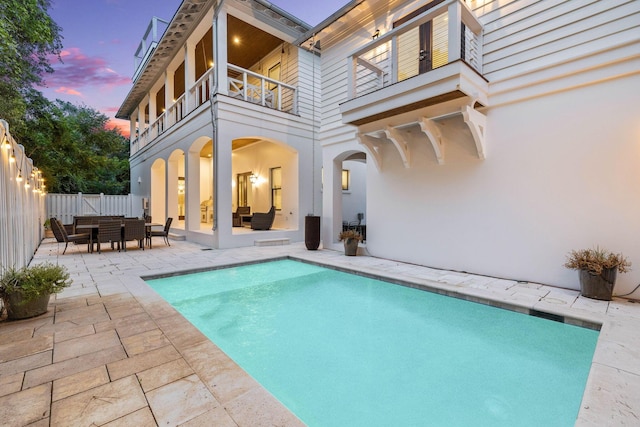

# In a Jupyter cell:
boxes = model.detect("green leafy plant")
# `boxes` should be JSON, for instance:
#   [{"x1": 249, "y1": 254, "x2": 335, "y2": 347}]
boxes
[
  {"x1": 338, "y1": 229, "x2": 363, "y2": 242},
  {"x1": 564, "y1": 247, "x2": 631, "y2": 275},
  {"x1": 0, "y1": 262, "x2": 71, "y2": 305}
]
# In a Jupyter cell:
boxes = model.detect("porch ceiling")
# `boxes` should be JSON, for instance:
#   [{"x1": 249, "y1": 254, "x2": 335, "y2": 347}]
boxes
[{"x1": 227, "y1": 15, "x2": 283, "y2": 71}]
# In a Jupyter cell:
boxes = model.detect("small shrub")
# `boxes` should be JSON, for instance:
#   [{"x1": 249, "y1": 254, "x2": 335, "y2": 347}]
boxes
[
  {"x1": 338, "y1": 229, "x2": 362, "y2": 242},
  {"x1": 564, "y1": 247, "x2": 631, "y2": 275},
  {"x1": 0, "y1": 262, "x2": 72, "y2": 304}
]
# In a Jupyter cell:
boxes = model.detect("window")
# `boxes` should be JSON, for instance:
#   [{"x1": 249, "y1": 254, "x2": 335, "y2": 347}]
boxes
[
  {"x1": 237, "y1": 172, "x2": 252, "y2": 207},
  {"x1": 271, "y1": 167, "x2": 282, "y2": 210},
  {"x1": 342, "y1": 169, "x2": 350, "y2": 191},
  {"x1": 268, "y1": 62, "x2": 281, "y2": 90}
]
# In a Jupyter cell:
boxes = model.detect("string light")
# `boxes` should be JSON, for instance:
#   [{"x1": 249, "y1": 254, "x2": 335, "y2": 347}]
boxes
[
  {"x1": 9, "y1": 150, "x2": 16, "y2": 163},
  {"x1": 2, "y1": 137, "x2": 10, "y2": 150},
  {"x1": 16, "y1": 173, "x2": 23, "y2": 182}
]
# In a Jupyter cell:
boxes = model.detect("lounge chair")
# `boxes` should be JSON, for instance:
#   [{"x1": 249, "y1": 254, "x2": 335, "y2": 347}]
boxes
[
  {"x1": 251, "y1": 206, "x2": 275, "y2": 230},
  {"x1": 50, "y1": 218, "x2": 90, "y2": 254}
]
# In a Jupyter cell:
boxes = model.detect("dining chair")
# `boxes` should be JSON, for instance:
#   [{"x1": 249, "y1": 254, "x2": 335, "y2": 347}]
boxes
[
  {"x1": 97, "y1": 219, "x2": 122, "y2": 253},
  {"x1": 50, "y1": 218, "x2": 91, "y2": 254},
  {"x1": 148, "y1": 217, "x2": 173, "y2": 247},
  {"x1": 123, "y1": 219, "x2": 145, "y2": 251}
]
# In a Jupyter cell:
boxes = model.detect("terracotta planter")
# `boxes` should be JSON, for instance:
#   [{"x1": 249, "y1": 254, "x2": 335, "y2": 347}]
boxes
[
  {"x1": 3, "y1": 292, "x2": 51, "y2": 320},
  {"x1": 343, "y1": 238, "x2": 359, "y2": 256},
  {"x1": 578, "y1": 267, "x2": 617, "y2": 301}
]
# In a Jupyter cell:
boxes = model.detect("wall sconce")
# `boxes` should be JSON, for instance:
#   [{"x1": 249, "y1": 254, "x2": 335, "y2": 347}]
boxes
[
  {"x1": 372, "y1": 29, "x2": 380, "y2": 40},
  {"x1": 249, "y1": 173, "x2": 258, "y2": 184},
  {"x1": 137, "y1": 176, "x2": 142, "y2": 184}
]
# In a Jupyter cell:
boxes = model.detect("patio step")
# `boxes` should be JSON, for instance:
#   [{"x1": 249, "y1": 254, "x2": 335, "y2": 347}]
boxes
[
  {"x1": 254, "y1": 238, "x2": 290, "y2": 247},
  {"x1": 168, "y1": 233, "x2": 186, "y2": 241}
]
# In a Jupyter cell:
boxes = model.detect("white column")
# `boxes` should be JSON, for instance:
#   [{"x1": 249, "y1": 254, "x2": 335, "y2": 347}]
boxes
[
  {"x1": 214, "y1": 8, "x2": 228, "y2": 96},
  {"x1": 129, "y1": 112, "x2": 136, "y2": 143},
  {"x1": 164, "y1": 71, "x2": 174, "y2": 125},
  {"x1": 184, "y1": 42, "x2": 194, "y2": 113},
  {"x1": 448, "y1": 1, "x2": 462, "y2": 63}
]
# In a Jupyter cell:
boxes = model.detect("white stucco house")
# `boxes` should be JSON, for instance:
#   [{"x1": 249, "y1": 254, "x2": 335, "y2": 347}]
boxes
[
  {"x1": 120, "y1": 0, "x2": 640, "y2": 295},
  {"x1": 116, "y1": 0, "x2": 322, "y2": 249},
  {"x1": 304, "y1": 0, "x2": 640, "y2": 294}
]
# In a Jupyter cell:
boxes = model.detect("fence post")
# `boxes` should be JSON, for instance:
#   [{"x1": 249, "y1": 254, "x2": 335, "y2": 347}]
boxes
[{"x1": 77, "y1": 192, "x2": 83, "y2": 216}]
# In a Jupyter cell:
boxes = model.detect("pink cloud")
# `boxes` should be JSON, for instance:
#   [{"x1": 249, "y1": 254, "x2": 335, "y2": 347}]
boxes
[
  {"x1": 55, "y1": 86, "x2": 83, "y2": 96},
  {"x1": 44, "y1": 48, "x2": 131, "y2": 90}
]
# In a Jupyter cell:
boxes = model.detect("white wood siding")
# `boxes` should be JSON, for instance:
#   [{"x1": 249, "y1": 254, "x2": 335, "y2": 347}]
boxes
[{"x1": 474, "y1": 0, "x2": 640, "y2": 81}]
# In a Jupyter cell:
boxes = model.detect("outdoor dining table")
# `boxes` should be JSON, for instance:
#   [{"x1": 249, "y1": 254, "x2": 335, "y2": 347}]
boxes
[{"x1": 76, "y1": 222, "x2": 161, "y2": 253}]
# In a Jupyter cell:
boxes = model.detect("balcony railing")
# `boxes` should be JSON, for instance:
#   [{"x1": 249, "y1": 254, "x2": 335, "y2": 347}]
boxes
[
  {"x1": 132, "y1": 65, "x2": 298, "y2": 155},
  {"x1": 347, "y1": 0, "x2": 482, "y2": 99},
  {"x1": 227, "y1": 64, "x2": 297, "y2": 114}
]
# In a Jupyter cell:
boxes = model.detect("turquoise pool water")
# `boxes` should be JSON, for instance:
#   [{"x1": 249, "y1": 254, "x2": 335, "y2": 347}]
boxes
[{"x1": 147, "y1": 259, "x2": 598, "y2": 427}]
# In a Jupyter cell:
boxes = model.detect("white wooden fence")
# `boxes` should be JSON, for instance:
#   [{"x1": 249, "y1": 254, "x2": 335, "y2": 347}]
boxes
[
  {"x1": 0, "y1": 119, "x2": 46, "y2": 271},
  {"x1": 46, "y1": 193, "x2": 144, "y2": 225}
]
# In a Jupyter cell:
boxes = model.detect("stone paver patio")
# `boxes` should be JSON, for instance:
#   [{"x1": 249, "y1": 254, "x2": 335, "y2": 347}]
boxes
[{"x1": 1, "y1": 237, "x2": 639, "y2": 425}]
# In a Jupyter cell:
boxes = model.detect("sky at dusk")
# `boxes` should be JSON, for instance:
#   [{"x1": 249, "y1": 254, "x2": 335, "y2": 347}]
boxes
[{"x1": 40, "y1": 0, "x2": 349, "y2": 137}]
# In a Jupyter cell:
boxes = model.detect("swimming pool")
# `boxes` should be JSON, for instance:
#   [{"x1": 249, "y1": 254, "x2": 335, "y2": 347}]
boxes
[{"x1": 147, "y1": 259, "x2": 598, "y2": 426}]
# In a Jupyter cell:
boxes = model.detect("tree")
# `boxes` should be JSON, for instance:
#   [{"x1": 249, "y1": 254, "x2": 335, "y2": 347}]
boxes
[
  {"x1": 0, "y1": 0, "x2": 130, "y2": 195},
  {"x1": 0, "y1": 0, "x2": 62, "y2": 89},
  {"x1": 21, "y1": 101, "x2": 130, "y2": 195},
  {"x1": 0, "y1": 0, "x2": 62, "y2": 130}
]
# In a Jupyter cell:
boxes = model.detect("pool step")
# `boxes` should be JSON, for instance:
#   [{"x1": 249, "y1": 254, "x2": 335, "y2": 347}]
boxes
[{"x1": 254, "y1": 238, "x2": 290, "y2": 247}]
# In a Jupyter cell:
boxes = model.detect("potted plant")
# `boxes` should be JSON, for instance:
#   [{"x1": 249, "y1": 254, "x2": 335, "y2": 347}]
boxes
[
  {"x1": 564, "y1": 247, "x2": 631, "y2": 301},
  {"x1": 0, "y1": 262, "x2": 72, "y2": 320},
  {"x1": 339, "y1": 229, "x2": 362, "y2": 256}
]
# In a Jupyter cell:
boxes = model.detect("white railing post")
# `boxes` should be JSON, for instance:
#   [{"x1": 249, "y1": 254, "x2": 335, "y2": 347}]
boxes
[
  {"x1": 391, "y1": 35, "x2": 398, "y2": 85},
  {"x1": 277, "y1": 84, "x2": 282, "y2": 111},
  {"x1": 242, "y1": 72, "x2": 248, "y2": 101},
  {"x1": 347, "y1": 55, "x2": 356, "y2": 98}
]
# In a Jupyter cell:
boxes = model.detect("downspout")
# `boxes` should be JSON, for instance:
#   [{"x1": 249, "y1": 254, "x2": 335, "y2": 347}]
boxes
[{"x1": 210, "y1": 0, "x2": 225, "y2": 232}]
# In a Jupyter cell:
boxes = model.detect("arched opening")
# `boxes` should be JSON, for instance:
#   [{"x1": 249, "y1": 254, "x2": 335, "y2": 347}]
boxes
[
  {"x1": 341, "y1": 152, "x2": 367, "y2": 242},
  {"x1": 188, "y1": 137, "x2": 214, "y2": 232},
  {"x1": 329, "y1": 150, "x2": 367, "y2": 246},
  {"x1": 231, "y1": 137, "x2": 298, "y2": 233}
]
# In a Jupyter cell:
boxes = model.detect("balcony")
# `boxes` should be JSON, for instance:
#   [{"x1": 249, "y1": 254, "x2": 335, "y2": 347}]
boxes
[
  {"x1": 339, "y1": 0, "x2": 488, "y2": 169},
  {"x1": 340, "y1": 0, "x2": 487, "y2": 126},
  {"x1": 131, "y1": 64, "x2": 298, "y2": 155}
]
